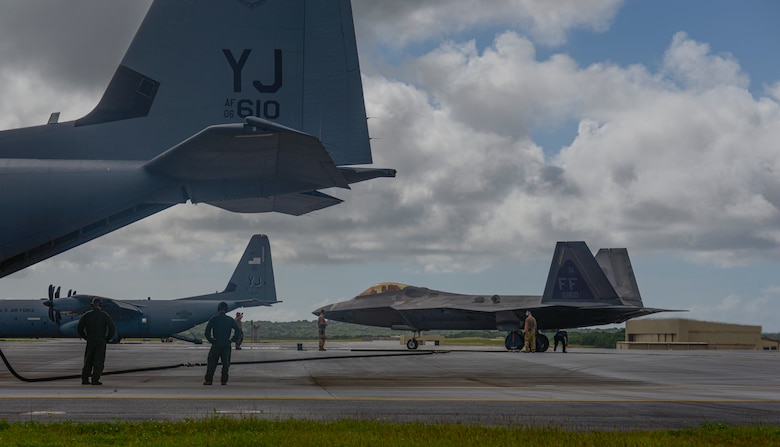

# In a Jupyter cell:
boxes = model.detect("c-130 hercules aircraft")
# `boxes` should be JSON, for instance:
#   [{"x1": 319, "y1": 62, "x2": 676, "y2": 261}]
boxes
[
  {"x1": 315, "y1": 242, "x2": 681, "y2": 351},
  {"x1": 0, "y1": 0, "x2": 394, "y2": 279},
  {"x1": 0, "y1": 235, "x2": 277, "y2": 343}
]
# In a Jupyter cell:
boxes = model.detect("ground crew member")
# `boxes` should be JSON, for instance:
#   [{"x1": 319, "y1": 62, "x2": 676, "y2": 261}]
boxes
[
  {"x1": 523, "y1": 310, "x2": 537, "y2": 353},
  {"x1": 318, "y1": 310, "x2": 328, "y2": 351},
  {"x1": 203, "y1": 301, "x2": 242, "y2": 385},
  {"x1": 234, "y1": 311, "x2": 244, "y2": 350},
  {"x1": 77, "y1": 297, "x2": 116, "y2": 385},
  {"x1": 554, "y1": 329, "x2": 568, "y2": 353}
]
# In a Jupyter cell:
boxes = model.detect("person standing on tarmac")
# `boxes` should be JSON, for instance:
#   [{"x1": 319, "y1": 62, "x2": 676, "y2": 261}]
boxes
[
  {"x1": 318, "y1": 309, "x2": 328, "y2": 351},
  {"x1": 554, "y1": 329, "x2": 569, "y2": 353},
  {"x1": 203, "y1": 301, "x2": 242, "y2": 385},
  {"x1": 77, "y1": 297, "x2": 116, "y2": 385},
  {"x1": 234, "y1": 312, "x2": 244, "y2": 350},
  {"x1": 523, "y1": 310, "x2": 537, "y2": 353}
]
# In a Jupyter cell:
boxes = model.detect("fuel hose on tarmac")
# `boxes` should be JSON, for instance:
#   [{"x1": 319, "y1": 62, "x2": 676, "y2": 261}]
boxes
[{"x1": 0, "y1": 347, "x2": 434, "y2": 383}]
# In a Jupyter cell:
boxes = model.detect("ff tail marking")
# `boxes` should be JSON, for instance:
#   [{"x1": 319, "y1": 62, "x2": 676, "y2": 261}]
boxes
[{"x1": 541, "y1": 242, "x2": 623, "y2": 305}]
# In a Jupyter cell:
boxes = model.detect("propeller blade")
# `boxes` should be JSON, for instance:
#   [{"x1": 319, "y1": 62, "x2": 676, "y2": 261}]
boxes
[
  {"x1": 47, "y1": 285, "x2": 55, "y2": 322},
  {"x1": 55, "y1": 286, "x2": 61, "y2": 299}
]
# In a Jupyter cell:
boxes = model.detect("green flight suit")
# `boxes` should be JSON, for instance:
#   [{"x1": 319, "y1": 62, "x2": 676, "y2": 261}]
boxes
[
  {"x1": 204, "y1": 311, "x2": 242, "y2": 384},
  {"x1": 77, "y1": 308, "x2": 116, "y2": 384}
]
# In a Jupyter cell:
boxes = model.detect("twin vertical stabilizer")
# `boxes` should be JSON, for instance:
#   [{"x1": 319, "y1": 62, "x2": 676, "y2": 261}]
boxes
[{"x1": 541, "y1": 242, "x2": 643, "y2": 307}]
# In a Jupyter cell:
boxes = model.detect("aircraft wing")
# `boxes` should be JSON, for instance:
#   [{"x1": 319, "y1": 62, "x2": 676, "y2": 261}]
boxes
[
  {"x1": 207, "y1": 191, "x2": 343, "y2": 216},
  {"x1": 49, "y1": 295, "x2": 143, "y2": 316},
  {"x1": 359, "y1": 300, "x2": 680, "y2": 332},
  {"x1": 317, "y1": 284, "x2": 684, "y2": 333},
  {"x1": 96, "y1": 298, "x2": 144, "y2": 315}
]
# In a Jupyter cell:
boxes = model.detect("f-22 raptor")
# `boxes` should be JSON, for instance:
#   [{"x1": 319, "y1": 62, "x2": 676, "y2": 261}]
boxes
[
  {"x1": 0, "y1": 0, "x2": 394, "y2": 279},
  {"x1": 0, "y1": 235, "x2": 277, "y2": 343},
  {"x1": 315, "y1": 242, "x2": 681, "y2": 351}
]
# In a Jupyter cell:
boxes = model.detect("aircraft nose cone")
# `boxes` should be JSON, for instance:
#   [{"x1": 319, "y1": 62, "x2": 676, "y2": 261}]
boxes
[{"x1": 312, "y1": 304, "x2": 333, "y2": 316}]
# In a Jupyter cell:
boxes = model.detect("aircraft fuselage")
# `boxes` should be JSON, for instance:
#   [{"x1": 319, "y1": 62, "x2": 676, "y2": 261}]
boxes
[
  {"x1": 0, "y1": 298, "x2": 234, "y2": 340},
  {"x1": 319, "y1": 292, "x2": 653, "y2": 333}
]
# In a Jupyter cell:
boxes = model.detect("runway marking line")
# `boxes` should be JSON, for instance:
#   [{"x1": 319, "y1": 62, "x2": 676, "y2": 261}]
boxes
[{"x1": 1, "y1": 396, "x2": 779, "y2": 404}]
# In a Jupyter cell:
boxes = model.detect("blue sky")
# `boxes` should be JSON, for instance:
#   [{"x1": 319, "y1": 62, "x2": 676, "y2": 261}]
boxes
[
  {"x1": 2, "y1": 1, "x2": 780, "y2": 332},
  {"x1": 536, "y1": 0, "x2": 780, "y2": 154},
  {"x1": 564, "y1": 1, "x2": 780, "y2": 91}
]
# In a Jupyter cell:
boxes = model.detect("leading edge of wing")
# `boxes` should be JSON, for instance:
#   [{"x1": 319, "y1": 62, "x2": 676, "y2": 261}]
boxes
[
  {"x1": 49, "y1": 295, "x2": 143, "y2": 315},
  {"x1": 385, "y1": 296, "x2": 684, "y2": 315}
]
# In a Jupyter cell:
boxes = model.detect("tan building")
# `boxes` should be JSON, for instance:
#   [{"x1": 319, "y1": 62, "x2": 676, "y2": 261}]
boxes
[{"x1": 617, "y1": 318, "x2": 772, "y2": 350}]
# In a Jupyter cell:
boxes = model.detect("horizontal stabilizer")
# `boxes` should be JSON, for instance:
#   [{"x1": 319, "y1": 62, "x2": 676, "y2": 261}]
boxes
[
  {"x1": 541, "y1": 241, "x2": 622, "y2": 305},
  {"x1": 144, "y1": 120, "x2": 348, "y2": 191},
  {"x1": 338, "y1": 167, "x2": 398, "y2": 184},
  {"x1": 207, "y1": 191, "x2": 343, "y2": 216}
]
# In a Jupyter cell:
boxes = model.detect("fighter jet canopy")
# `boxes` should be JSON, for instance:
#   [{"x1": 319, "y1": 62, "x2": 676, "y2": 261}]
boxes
[{"x1": 359, "y1": 283, "x2": 409, "y2": 297}]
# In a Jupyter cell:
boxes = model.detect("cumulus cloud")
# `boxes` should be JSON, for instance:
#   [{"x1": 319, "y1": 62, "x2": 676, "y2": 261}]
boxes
[
  {"x1": 0, "y1": 1, "x2": 151, "y2": 129},
  {"x1": 662, "y1": 32, "x2": 749, "y2": 91},
  {"x1": 689, "y1": 290, "x2": 773, "y2": 329},
  {"x1": 24, "y1": 14, "x2": 780, "y2": 275},
  {"x1": 349, "y1": 29, "x2": 780, "y2": 269},
  {"x1": 352, "y1": 0, "x2": 622, "y2": 48}
]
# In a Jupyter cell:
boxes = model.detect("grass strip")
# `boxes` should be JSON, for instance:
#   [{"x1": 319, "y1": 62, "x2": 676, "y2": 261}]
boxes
[{"x1": 0, "y1": 418, "x2": 777, "y2": 447}]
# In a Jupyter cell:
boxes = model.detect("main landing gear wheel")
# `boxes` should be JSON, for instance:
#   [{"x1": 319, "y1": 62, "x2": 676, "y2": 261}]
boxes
[
  {"x1": 504, "y1": 331, "x2": 523, "y2": 350},
  {"x1": 406, "y1": 338, "x2": 419, "y2": 350},
  {"x1": 536, "y1": 333, "x2": 549, "y2": 352}
]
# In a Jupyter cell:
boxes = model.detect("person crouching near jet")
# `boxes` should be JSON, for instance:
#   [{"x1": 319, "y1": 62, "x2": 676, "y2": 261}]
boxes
[
  {"x1": 554, "y1": 329, "x2": 568, "y2": 353},
  {"x1": 203, "y1": 301, "x2": 242, "y2": 385},
  {"x1": 523, "y1": 310, "x2": 537, "y2": 353}
]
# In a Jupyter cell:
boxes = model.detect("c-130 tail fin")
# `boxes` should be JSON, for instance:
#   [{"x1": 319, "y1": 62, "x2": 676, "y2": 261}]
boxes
[{"x1": 76, "y1": 0, "x2": 372, "y2": 166}]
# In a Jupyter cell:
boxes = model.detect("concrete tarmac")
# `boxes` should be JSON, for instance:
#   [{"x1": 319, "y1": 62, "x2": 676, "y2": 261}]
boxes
[{"x1": 0, "y1": 339, "x2": 778, "y2": 430}]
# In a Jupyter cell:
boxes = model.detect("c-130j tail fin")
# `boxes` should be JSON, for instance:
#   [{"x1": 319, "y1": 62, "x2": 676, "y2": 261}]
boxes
[
  {"x1": 541, "y1": 242, "x2": 642, "y2": 306},
  {"x1": 223, "y1": 234, "x2": 278, "y2": 306},
  {"x1": 73, "y1": 0, "x2": 372, "y2": 166},
  {"x1": 182, "y1": 235, "x2": 279, "y2": 306}
]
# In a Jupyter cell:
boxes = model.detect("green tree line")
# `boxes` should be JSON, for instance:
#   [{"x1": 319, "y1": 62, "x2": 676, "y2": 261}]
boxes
[
  {"x1": 182, "y1": 321, "x2": 780, "y2": 349},
  {"x1": 185, "y1": 321, "x2": 628, "y2": 348}
]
